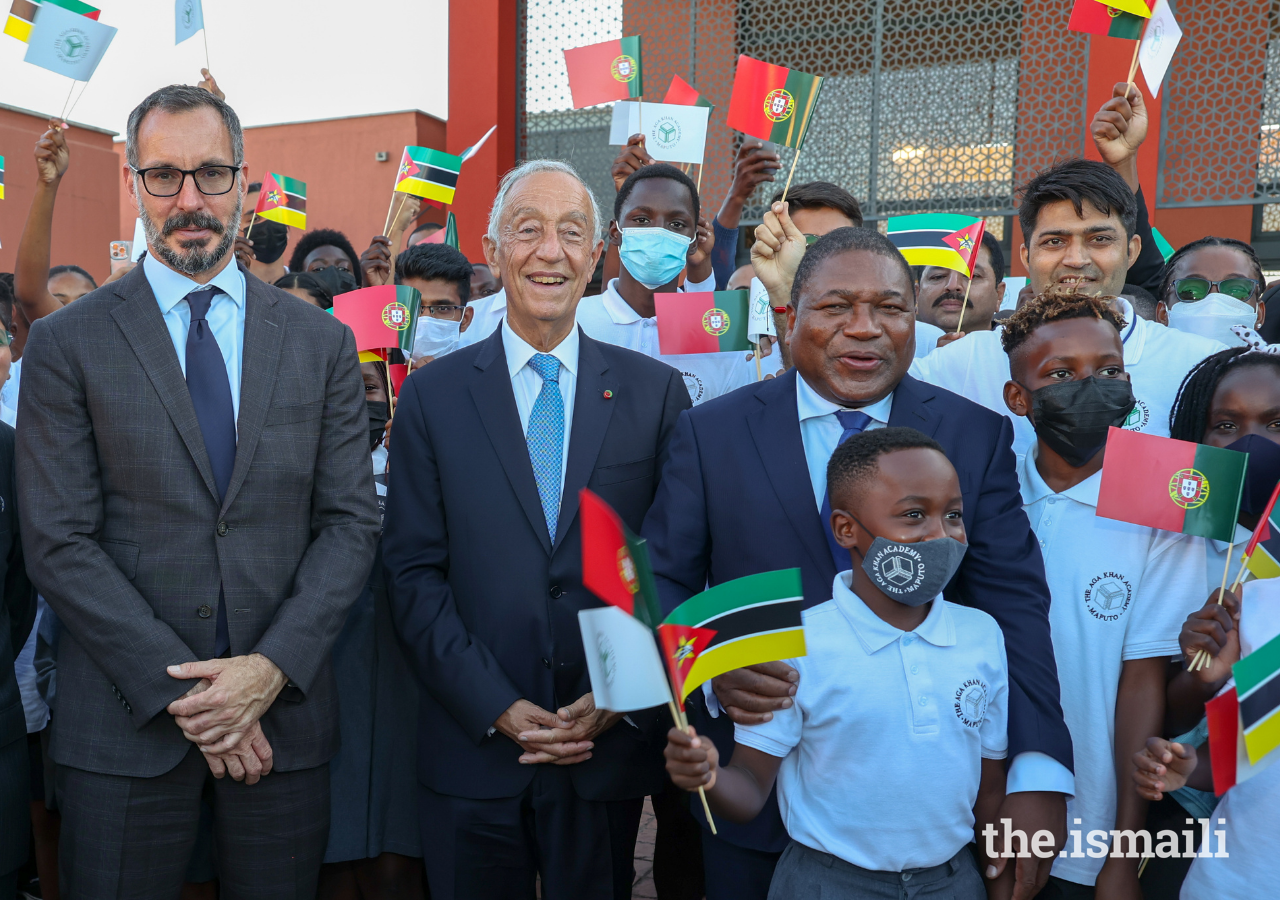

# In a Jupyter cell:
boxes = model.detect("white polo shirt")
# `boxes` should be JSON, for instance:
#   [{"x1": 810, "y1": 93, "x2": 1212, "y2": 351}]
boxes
[
  {"x1": 910, "y1": 299, "x2": 1227, "y2": 459},
  {"x1": 736, "y1": 572, "x2": 1009, "y2": 872},
  {"x1": 1018, "y1": 449, "x2": 1205, "y2": 886},
  {"x1": 455, "y1": 289, "x2": 508, "y2": 350}
]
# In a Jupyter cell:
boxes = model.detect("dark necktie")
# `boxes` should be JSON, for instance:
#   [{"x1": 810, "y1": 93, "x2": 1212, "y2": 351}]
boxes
[
  {"x1": 185, "y1": 286, "x2": 236, "y2": 656},
  {"x1": 820, "y1": 409, "x2": 872, "y2": 571}
]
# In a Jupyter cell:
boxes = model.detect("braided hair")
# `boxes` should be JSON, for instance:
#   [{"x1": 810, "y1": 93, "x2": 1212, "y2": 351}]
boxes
[
  {"x1": 1169, "y1": 347, "x2": 1280, "y2": 441},
  {"x1": 1156, "y1": 236, "x2": 1265, "y2": 305}
]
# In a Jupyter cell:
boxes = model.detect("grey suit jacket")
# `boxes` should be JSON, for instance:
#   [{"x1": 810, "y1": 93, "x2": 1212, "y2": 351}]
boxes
[{"x1": 16, "y1": 261, "x2": 380, "y2": 777}]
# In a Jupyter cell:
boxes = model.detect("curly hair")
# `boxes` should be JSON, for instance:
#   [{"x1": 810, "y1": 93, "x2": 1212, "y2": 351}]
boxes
[
  {"x1": 1000, "y1": 288, "x2": 1127, "y2": 359},
  {"x1": 1156, "y1": 236, "x2": 1265, "y2": 305},
  {"x1": 1168, "y1": 347, "x2": 1280, "y2": 442},
  {"x1": 287, "y1": 228, "x2": 361, "y2": 285}
]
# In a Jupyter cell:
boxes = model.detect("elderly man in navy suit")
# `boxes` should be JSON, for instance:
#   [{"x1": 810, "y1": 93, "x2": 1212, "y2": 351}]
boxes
[{"x1": 643, "y1": 205, "x2": 1075, "y2": 900}]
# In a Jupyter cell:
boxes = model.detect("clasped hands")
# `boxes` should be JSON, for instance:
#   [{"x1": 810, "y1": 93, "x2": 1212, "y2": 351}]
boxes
[
  {"x1": 495, "y1": 693, "x2": 622, "y2": 765},
  {"x1": 166, "y1": 653, "x2": 287, "y2": 785}
]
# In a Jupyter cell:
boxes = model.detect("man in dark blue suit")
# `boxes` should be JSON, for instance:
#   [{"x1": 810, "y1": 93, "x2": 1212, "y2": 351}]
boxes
[
  {"x1": 383, "y1": 159, "x2": 691, "y2": 900},
  {"x1": 643, "y1": 211, "x2": 1074, "y2": 900}
]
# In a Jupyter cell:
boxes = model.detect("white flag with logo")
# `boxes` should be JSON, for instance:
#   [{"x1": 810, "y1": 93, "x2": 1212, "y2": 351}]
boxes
[
  {"x1": 610, "y1": 102, "x2": 710, "y2": 166},
  {"x1": 748, "y1": 277, "x2": 776, "y2": 344},
  {"x1": 578, "y1": 607, "x2": 672, "y2": 713},
  {"x1": 1138, "y1": 0, "x2": 1182, "y2": 98},
  {"x1": 24, "y1": 1, "x2": 116, "y2": 80},
  {"x1": 175, "y1": 0, "x2": 204, "y2": 45}
]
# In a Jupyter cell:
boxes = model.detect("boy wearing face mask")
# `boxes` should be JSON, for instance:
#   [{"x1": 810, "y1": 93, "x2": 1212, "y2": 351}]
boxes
[
  {"x1": 394, "y1": 243, "x2": 476, "y2": 362},
  {"x1": 665, "y1": 426, "x2": 1010, "y2": 899},
  {"x1": 1001, "y1": 290, "x2": 1207, "y2": 898},
  {"x1": 576, "y1": 163, "x2": 758, "y2": 406}
]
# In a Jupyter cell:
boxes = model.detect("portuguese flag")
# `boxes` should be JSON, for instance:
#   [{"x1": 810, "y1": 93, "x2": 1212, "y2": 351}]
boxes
[
  {"x1": 1068, "y1": 0, "x2": 1146, "y2": 39},
  {"x1": 888, "y1": 214, "x2": 985, "y2": 276},
  {"x1": 1096, "y1": 428, "x2": 1248, "y2": 542},
  {"x1": 4, "y1": 0, "x2": 99, "y2": 44},
  {"x1": 580, "y1": 488, "x2": 663, "y2": 630},
  {"x1": 254, "y1": 172, "x2": 306, "y2": 230},
  {"x1": 332, "y1": 285, "x2": 421, "y2": 356},
  {"x1": 659, "y1": 569, "x2": 806, "y2": 704},
  {"x1": 726, "y1": 55, "x2": 823, "y2": 149},
  {"x1": 664, "y1": 74, "x2": 714, "y2": 112},
  {"x1": 421, "y1": 211, "x2": 459, "y2": 250},
  {"x1": 654, "y1": 290, "x2": 751, "y2": 355},
  {"x1": 1236, "y1": 632, "x2": 1280, "y2": 765},
  {"x1": 563, "y1": 36, "x2": 643, "y2": 109},
  {"x1": 395, "y1": 146, "x2": 462, "y2": 208}
]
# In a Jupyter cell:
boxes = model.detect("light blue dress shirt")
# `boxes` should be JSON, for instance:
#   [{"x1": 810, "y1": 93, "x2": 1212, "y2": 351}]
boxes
[
  {"x1": 143, "y1": 253, "x2": 246, "y2": 426},
  {"x1": 502, "y1": 317, "x2": 578, "y2": 489}
]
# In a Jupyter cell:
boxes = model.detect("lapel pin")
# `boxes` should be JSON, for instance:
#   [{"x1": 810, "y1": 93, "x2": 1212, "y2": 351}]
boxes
[{"x1": 603, "y1": 389, "x2": 614, "y2": 399}]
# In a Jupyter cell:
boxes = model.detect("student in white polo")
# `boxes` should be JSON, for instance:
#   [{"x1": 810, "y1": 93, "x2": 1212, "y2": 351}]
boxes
[
  {"x1": 666, "y1": 427, "x2": 1010, "y2": 899},
  {"x1": 1001, "y1": 290, "x2": 1206, "y2": 895},
  {"x1": 575, "y1": 163, "x2": 754, "y2": 405}
]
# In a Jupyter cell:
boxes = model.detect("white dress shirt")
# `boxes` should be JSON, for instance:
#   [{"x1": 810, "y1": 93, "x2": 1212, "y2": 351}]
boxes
[
  {"x1": 1, "y1": 356, "x2": 21, "y2": 427},
  {"x1": 143, "y1": 252, "x2": 247, "y2": 424},
  {"x1": 501, "y1": 317, "x2": 578, "y2": 489}
]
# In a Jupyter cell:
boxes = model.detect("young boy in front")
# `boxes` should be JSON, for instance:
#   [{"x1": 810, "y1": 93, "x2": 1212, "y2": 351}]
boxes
[
  {"x1": 1000, "y1": 290, "x2": 1207, "y2": 897},
  {"x1": 666, "y1": 427, "x2": 1011, "y2": 899}
]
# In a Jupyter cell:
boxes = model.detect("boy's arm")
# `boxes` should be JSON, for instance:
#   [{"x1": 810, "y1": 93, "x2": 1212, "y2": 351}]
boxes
[
  {"x1": 975, "y1": 758, "x2": 1015, "y2": 900},
  {"x1": 664, "y1": 726, "x2": 784, "y2": 824},
  {"x1": 1095, "y1": 657, "x2": 1167, "y2": 899}
]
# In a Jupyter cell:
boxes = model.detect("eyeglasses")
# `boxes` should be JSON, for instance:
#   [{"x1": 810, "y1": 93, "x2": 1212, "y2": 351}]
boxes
[
  {"x1": 1173, "y1": 277, "x2": 1259, "y2": 303},
  {"x1": 132, "y1": 165, "x2": 243, "y2": 197},
  {"x1": 421, "y1": 304, "x2": 467, "y2": 320}
]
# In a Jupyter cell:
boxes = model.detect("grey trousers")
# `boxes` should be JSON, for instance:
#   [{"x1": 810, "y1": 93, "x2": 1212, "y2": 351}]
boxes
[
  {"x1": 766, "y1": 841, "x2": 985, "y2": 900},
  {"x1": 57, "y1": 744, "x2": 330, "y2": 900}
]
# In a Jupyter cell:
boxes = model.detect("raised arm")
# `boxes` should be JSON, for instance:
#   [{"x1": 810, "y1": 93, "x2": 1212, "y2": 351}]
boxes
[{"x1": 13, "y1": 119, "x2": 72, "y2": 356}]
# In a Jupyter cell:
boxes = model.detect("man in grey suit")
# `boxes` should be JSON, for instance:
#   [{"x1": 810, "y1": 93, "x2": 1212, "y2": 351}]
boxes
[{"x1": 16, "y1": 84, "x2": 379, "y2": 897}]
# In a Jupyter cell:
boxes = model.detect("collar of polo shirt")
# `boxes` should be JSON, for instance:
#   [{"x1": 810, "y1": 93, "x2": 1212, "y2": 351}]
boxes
[{"x1": 831, "y1": 571, "x2": 956, "y2": 653}]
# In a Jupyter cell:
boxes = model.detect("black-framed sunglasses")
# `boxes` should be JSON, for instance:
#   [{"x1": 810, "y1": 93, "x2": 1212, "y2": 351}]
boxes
[
  {"x1": 1173, "y1": 277, "x2": 1259, "y2": 303},
  {"x1": 132, "y1": 165, "x2": 244, "y2": 198}
]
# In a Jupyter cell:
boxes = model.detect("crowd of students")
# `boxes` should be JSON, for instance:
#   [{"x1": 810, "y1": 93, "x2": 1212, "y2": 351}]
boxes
[{"x1": 1, "y1": 70, "x2": 1277, "y2": 900}]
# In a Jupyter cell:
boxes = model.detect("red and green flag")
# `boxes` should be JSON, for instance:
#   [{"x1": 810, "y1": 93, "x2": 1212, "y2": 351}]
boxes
[
  {"x1": 1096, "y1": 428, "x2": 1247, "y2": 542},
  {"x1": 332, "y1": 285, "x2": 422, "y2": 356},
  {"x1": 563, "y1": 35, "x2": 643, "y2": 108},
  {"x1": 655, "y1": 290, "x2": 751, "y2": 355},
  {"x1": 664, "y1": 74, "x2": 714, "y2": 112},
  {"x1": 726, "y1": 55, "x2": 823, "y2": 149},
  {"x1": 580, "y1": 488, "x2": 663, "y2": 630},
  {"x1": 420, "y1": 211, "x2": 459, "y2": 249},
  {"x1": 1069, "y1": 0, "x2": 1146, "y2": 39},
  {"x1": 395, "y1": 146, "x2": 462, "y2": 208},
  {"x1": 254, "y1": 172, "x2": 306, "y2": 230},
  {"x1": 1236, "y1": 631, "x2": 1280, "y2": 765},
  {"x1": 1239, "y1": 481, "x2": 1280, "y2": 580},
  {"x1": 4, "y1": 0, "x2": 98, "y2": 43},
  {"x1": 887, "y1": 214, "x2": 985, "y2": 276}
]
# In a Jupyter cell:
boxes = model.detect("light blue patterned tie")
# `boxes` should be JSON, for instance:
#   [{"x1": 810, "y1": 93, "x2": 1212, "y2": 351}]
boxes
[{"x1": 526, "y1": 353, "x2": 565, "y2": 543}]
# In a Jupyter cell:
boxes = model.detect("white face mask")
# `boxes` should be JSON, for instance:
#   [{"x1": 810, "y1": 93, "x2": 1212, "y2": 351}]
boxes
[
  {"x1": 1166, "y1": 292, "x2": 1258, "y2": 346},
  {"x1": 413, "y1": 314, "x2": 462, "y2": 358}
]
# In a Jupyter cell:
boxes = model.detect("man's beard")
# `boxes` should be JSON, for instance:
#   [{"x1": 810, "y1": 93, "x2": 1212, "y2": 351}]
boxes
[{"x1": 139, "y1": 192, "x2": 242, "y2": 277}]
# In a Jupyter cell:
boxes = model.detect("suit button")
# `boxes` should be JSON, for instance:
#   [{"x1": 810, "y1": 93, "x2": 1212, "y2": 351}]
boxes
[
  {"x1": 216, "y1": 522, "x2": 229, "y2": 536},
  {"x1": 197, "y1": 605, "x2": 212, "y2": 618},
  {"x1": 549, "y1": 585, "x2": 563, "y2": 599}
]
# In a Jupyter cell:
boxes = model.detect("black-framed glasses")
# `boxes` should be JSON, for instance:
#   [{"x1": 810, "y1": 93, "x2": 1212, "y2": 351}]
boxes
[
  {"x1": 1174, "y1": 277, "x2": 1260, "y2": 303},
  {"x1": 421, "y1": 304, "x2": 467, "y2": 320},
  {"x1": 132, "y1": 165, "x2": 243, "y2": 197}
]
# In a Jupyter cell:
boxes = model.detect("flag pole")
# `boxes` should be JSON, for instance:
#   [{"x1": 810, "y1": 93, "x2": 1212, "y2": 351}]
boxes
[
  {"x1": 754, "y1": 344, "x2": 763, "y2": 381},
  {"x1": 1126, "y1": 33, "x2": 1142, "y2": 97},
  {"x1": 696, "y1": 163, "x2": 703, "y2": 194},
  {"x1": 58, "y1": 79, "x2": 77, "y2": 123},
  {"x1": 1191, "y1": 545, "x2": 1237, "y2": 671},
  {"x1": 780, "y1": 148, "x2": 803, "y2": 204},
  {"x1": 666, "y1": 699, "x2": 717, "y2": 835},
  {"x1": 383, "y1": 193, "x2": 406, "y2": 240},
  {"x1": 201, "y1": 26, "x2": 211, "y2": 73},
  {"x1": 953, "y1": 278, "x2": 974, "y2": 335}
]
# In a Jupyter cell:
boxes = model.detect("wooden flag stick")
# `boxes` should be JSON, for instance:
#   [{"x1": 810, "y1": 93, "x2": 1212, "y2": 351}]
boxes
[
  {"x1": 1126, "y1": 39, "x2": 1141, "y2": 97},
  {"x1": 953, "y1": 277, "x2": 975, "y2": 335},
  {"x1": 1191, "y1": 546, "x2": 1237, "y2": 671},
  {"x1": 384, "y1": 353, "x2": 396, "y2": 408},
  {"x1": 754, "y1": 344, "x2": 763, "y2": 381},
  {"x1": 666, "y1": 699, "x2": 717, "y2": 835},
  {"x1": 383, "y1": 193, "x2": 406, "y2": 240},
  {"x1": 202, "y1": 27, "x2": 211, "y2": 73},
  {"x1": 244, "y1": 218, "x2": 256, "y2": 242},
  {"x1": 59, "y1": 79, "x2": 77, "y2": 123},
  {"x1": 780, "y1": 147, "x2": 803, "y2": 204},
  {"x1": 638, "y1": 95, "x2": 643, "y2": 143},
  {"x1": 696, "y1": 163, "x2": 703, "y2": 194}
]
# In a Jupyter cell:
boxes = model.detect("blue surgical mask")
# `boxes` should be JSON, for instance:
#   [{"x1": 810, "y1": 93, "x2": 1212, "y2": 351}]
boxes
[{"x1": 619, "y1": 227, "x2": 693, "y2": 289}]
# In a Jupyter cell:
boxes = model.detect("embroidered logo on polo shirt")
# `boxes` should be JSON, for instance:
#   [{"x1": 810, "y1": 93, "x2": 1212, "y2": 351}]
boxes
[
  {"x1": 954, "y1": 678, "x2": 989, "y2": 728},
  {"x1": 1123, "y1": 400, "x2": 1150, "y2": 432},
  {"x1": 1084, "y1": 572, "x2": 1133, "y2": 622},
  {"x1": 681, "y1": 372, "x2": 706, "y2": 404}
]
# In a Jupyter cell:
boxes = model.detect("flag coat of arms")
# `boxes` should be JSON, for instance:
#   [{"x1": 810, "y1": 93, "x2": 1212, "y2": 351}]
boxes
[
  {"x1": 563, "y1": 35, "x2": 643, "y2": 108},
  {"x1": 664, "y1": 75, "x2": 714, "y2": 111},
  {"x1": 395, "y1": 146, "x2": 462, "y2": 208},
  {"x1": 726, "y1": 55, "x2": 823, "y2": 149},
  {"x1": 1235, "y1": 632, "x2": 1280, "y2": 765},
  {"x1": 887, "y1": 214, "x2": 985, "y2": 276},
  {"x1": 655, "y1": 291, "x2": 751, "y2": 355},
  {"x1": 254, "y1": 172, "x2": 306, "y2": 230},
  {"x1": 1069, "y1": 0, "x2": 1145, "y2": 39},
  {"x1": 1096, "y1": 428, "x2": 1247, "y2": 542},
  {"x1": 4, "y1": 0, "x2": 97, "y2": 44},
  {"x1": 332, "y1": 285, "x2": 421, "y2": 356},
  {"x1": 23, "y1": 0, "x2": 114, "y2": 79}
]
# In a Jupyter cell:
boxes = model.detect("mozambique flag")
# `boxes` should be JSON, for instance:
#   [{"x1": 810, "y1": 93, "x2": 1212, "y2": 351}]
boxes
[
  {"x1": 563, "y1": 36, "x2": 643, "y2": 108},
  {"x1": 254, "y1": 172, "x2": 306, "y2": 230},
  {"x1": 664, "y1": 74, "x2": 714, "y2": 112},
  {"x1": 888, "y1": 214, "x2": 985, "y2": 276},
  {"x1": 1069, "y1": 0, "x2": 1146, "y2": 39},
  {"x1": 581, "y1": 488, "x2": 663, "y2": 630},
  {"x1": 421, "y1": 212, "x2": 459, "y2": 250},
  {"x1": 395, "y1": 146, "x2": 462, "y2": 208},
  {"x1": 654, "y1": 291, "x2": 751, "y2": 355},
  {"x1": 1236, "y1": 632, "x2": 1280, "y2": 765},
  {"x1": 659, "y1": 569, "x2": 805, "y2": 704},
  {"x1": 1096, "y1": 428, "x2": 1247, "y2": 542},
  {"x1": 1240, "y1": 482, "x2": 1280, "y2": 580},
  {"x1": 4, "y1": 0, "x2": 98, "y2": 43},
  {"x1": 0, "y1": 156, "x2": 4, "y2": 200},
  {"x1": 726, "y1": 55, "x2": 823, "y2": 149},
  {"x1": 332, "y1": 285, "x2": 421, "y2": 356}
]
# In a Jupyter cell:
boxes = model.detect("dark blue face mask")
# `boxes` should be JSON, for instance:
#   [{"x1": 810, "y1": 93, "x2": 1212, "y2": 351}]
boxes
[{"x1": 1226, "y1": 433, "x2": 1280, "y2": 516}]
